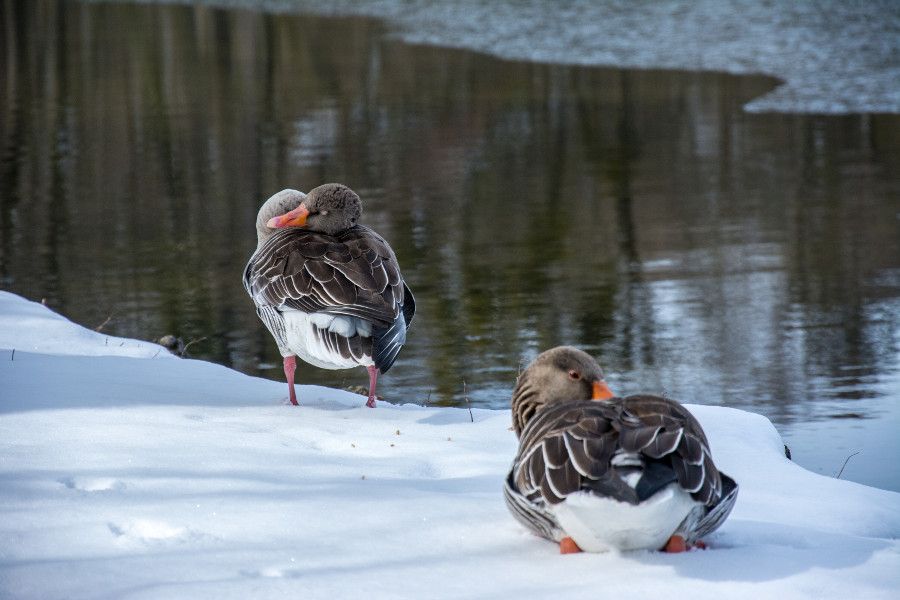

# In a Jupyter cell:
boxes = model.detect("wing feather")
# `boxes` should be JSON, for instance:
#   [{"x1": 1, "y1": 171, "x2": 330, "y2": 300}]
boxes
[
  {"x1": 504, "y1": 394, "x2": 738, "y2": 543},
  {"x1": 245, "y1": 225, "x2": 415, "y2": 370},
  {"x1": 244, "y1": 226, "x2": 410, "y2": 326}
]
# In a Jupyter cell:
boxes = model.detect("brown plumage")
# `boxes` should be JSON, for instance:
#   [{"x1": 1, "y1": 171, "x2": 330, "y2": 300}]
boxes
[
  {"x1": 504, "y1": 346, "x2": 738, "y2": 552},
  {"x1": 244, "y1": 184, "x2": 415, "y2": 407},
  {"x1": 248, "y1": 221, "x2": 409, "y2": 329}
]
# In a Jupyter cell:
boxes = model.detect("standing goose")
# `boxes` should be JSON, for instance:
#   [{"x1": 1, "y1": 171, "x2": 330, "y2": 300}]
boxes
[
  {"x1": 504, "y1": 346, "x2": 738, "y2": 553},
  {"x1": 243, "y1": 184, "x2": 415, "y2": 407}
]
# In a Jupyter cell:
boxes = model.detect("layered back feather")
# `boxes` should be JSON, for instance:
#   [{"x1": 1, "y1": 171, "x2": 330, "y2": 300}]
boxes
[
  {"x1": 504, "y1": 347, "x2": 738, "y2": 546},
  {"x1": 513, "y1": 395, "x2": 724, "y2": 507},
  {"x1": 244, "y1": 186, "x2": 414, "y2": 373}
]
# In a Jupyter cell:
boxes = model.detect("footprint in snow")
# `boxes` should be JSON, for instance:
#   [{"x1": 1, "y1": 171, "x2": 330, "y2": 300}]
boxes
[
  {"x1": 107, "y1": 519, "x2": 200, "y2": 545},
  {"x1": 240, "y1": 566, "x2": 302, "y2": 579},
  {"x1": 59, "y1": 477, "x2": 125, "y2": 492}
]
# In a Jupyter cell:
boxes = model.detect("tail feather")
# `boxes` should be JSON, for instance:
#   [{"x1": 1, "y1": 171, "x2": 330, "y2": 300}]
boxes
[
  {"x1": 401, "y1": 283, "x2": 415, "y2": 326},
  {"x1": 372, "y1": 285, "x2": 414, "y2": 373},
  {"x1": 634, "y1": 461, "x2": 679, "y2": 501},
  {"x1": 690, "y1": 473, "x2": 739, "y2": 542},
  {"x1": 372, "y1": 311, "x2": 407, "y2": 373}
]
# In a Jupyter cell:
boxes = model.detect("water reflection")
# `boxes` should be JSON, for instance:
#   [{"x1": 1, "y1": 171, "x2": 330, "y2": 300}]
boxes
[{"x1": 1, "y1": 1, "x2": 898, "y2": 488}]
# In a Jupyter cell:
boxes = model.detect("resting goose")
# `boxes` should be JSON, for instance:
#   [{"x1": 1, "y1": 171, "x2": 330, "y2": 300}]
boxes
[
  {"x1": 243, "y1": 184, "x2": 415, "y2": 407},
  {"x1": 504, "y1": 346, "x2": 738, "y2": 553}
]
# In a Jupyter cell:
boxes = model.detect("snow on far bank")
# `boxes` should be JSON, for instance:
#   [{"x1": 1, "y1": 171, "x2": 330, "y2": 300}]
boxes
[
  {"x1": 138, "y1": 0, "x2": 900, "y2": 114},
  {"x1": 1, "y1": 291, "x2": 899, "y2": 599}
]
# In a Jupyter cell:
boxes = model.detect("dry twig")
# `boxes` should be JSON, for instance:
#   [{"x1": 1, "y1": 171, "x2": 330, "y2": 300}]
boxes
[
  {"x1": 835, "y1": 450, "x2": 861, "y2": 479},
  {"x1": 180, "y1": 336, "x2": 208, "y2": 357},
  {"x1": 94, "y1": 314, "x2": 114, "y2": 332}
]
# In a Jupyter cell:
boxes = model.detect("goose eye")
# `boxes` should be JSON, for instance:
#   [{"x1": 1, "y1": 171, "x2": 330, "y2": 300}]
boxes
[
  {"x1": 320, "y1": 210, "x2": 329, "y2": 216},
  {"x1": 568, "y1": 370, "x2": 581, "y2": 380}
]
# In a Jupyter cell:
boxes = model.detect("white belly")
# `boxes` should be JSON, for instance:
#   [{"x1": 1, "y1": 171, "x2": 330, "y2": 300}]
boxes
[
  {"x1": 550, "y1": 483, "x2": 700, "y2": 552},
  {"x1": 281, "y1": 310, "x2": 374, "y2": 370}
]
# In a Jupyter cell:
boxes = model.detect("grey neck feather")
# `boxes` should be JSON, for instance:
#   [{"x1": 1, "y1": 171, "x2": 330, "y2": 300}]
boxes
[
  {"x1": 510, "y1": 347, "x2": 605, "y2": 436},
  {"x1": 255, "y1": 189, "x2": 306, "y2": 247}
]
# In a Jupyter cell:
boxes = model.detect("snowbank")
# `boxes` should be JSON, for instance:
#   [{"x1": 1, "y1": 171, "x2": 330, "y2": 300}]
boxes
[{"x1": 1, "y1": 291, "x2": 898, "y2": 599}]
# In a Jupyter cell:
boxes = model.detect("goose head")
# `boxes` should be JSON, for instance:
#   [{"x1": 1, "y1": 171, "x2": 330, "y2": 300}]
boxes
[
  {"x1": 259, "y1": 183, "x2": 362, "y2": 243},
  {"x1": 511, "y1": 346, "x2": 615, "y2": 436},
  {"x1": 255, "y1": 189, "x2": 306, "y2": 245}
]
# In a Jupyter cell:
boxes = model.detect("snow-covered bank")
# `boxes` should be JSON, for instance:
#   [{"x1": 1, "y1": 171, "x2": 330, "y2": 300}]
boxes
[
  {"x1": 133, "y1": 0, "x2": 900, "y2": 114},
  {"x1": 1, "y1": 291, "x2": 899, "y2": 599}
]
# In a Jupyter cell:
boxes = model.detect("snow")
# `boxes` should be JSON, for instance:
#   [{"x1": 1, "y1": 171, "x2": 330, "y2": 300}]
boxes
[
  {"x1": 0, "y1": 293, "x2": 172, "y2": 359},
  {"x1": 140, "y1": 0, "x2": 900, "y2": 114},
  {"x1": 1, "y1": 290, "x2": 899, "y2": 599}
]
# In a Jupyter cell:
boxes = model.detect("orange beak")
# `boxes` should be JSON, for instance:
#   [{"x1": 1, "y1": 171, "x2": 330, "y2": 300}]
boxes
[
  {"x1": 591, "y1": 380, "x2": 615, "y2": 401},
  {"x1": 267, "y1": 203, "x2": 310, "y2": 228}
]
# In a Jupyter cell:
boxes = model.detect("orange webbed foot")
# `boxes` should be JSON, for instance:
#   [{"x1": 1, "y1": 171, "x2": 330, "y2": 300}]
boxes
[
  {"x1": 559, "y1": 537, "x2": 582, "y2": 554},
  {"x1": 663, "y1": 535, "x2": 687, "y2": 553},
  {"x1": 662, "y1": 535, "x2": 707, "y2": 552}
]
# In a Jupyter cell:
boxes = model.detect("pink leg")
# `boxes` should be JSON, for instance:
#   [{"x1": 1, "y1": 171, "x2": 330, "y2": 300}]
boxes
[
  {"x1": 366, "y1": 366, "x2": 379, "y2": 408},
  {"x1": 283, "y1": 356, "x2": 298, "y2": 406}
]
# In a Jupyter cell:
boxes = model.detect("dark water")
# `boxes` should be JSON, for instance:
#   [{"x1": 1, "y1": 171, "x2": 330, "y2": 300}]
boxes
[{"x1": 2, "y1": 1, "x2": 899, "y2": 490}]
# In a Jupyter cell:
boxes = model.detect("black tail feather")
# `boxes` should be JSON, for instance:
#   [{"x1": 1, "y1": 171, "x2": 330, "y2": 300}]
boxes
[
  {"x1": 634, "y1": 460, "x2": 679, "y2": 501},
  {"x1": 372, "y1": 285, "x2": 414, "y2": 373},
  {"x1": 401, "y1": 284, "x2": 415, "y2": 326}
]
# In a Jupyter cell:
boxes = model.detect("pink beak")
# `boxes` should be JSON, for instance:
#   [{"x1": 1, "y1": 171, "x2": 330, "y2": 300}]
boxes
[{"x1": 267, "y1": 203, "x2": 310, "y2": 228}]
